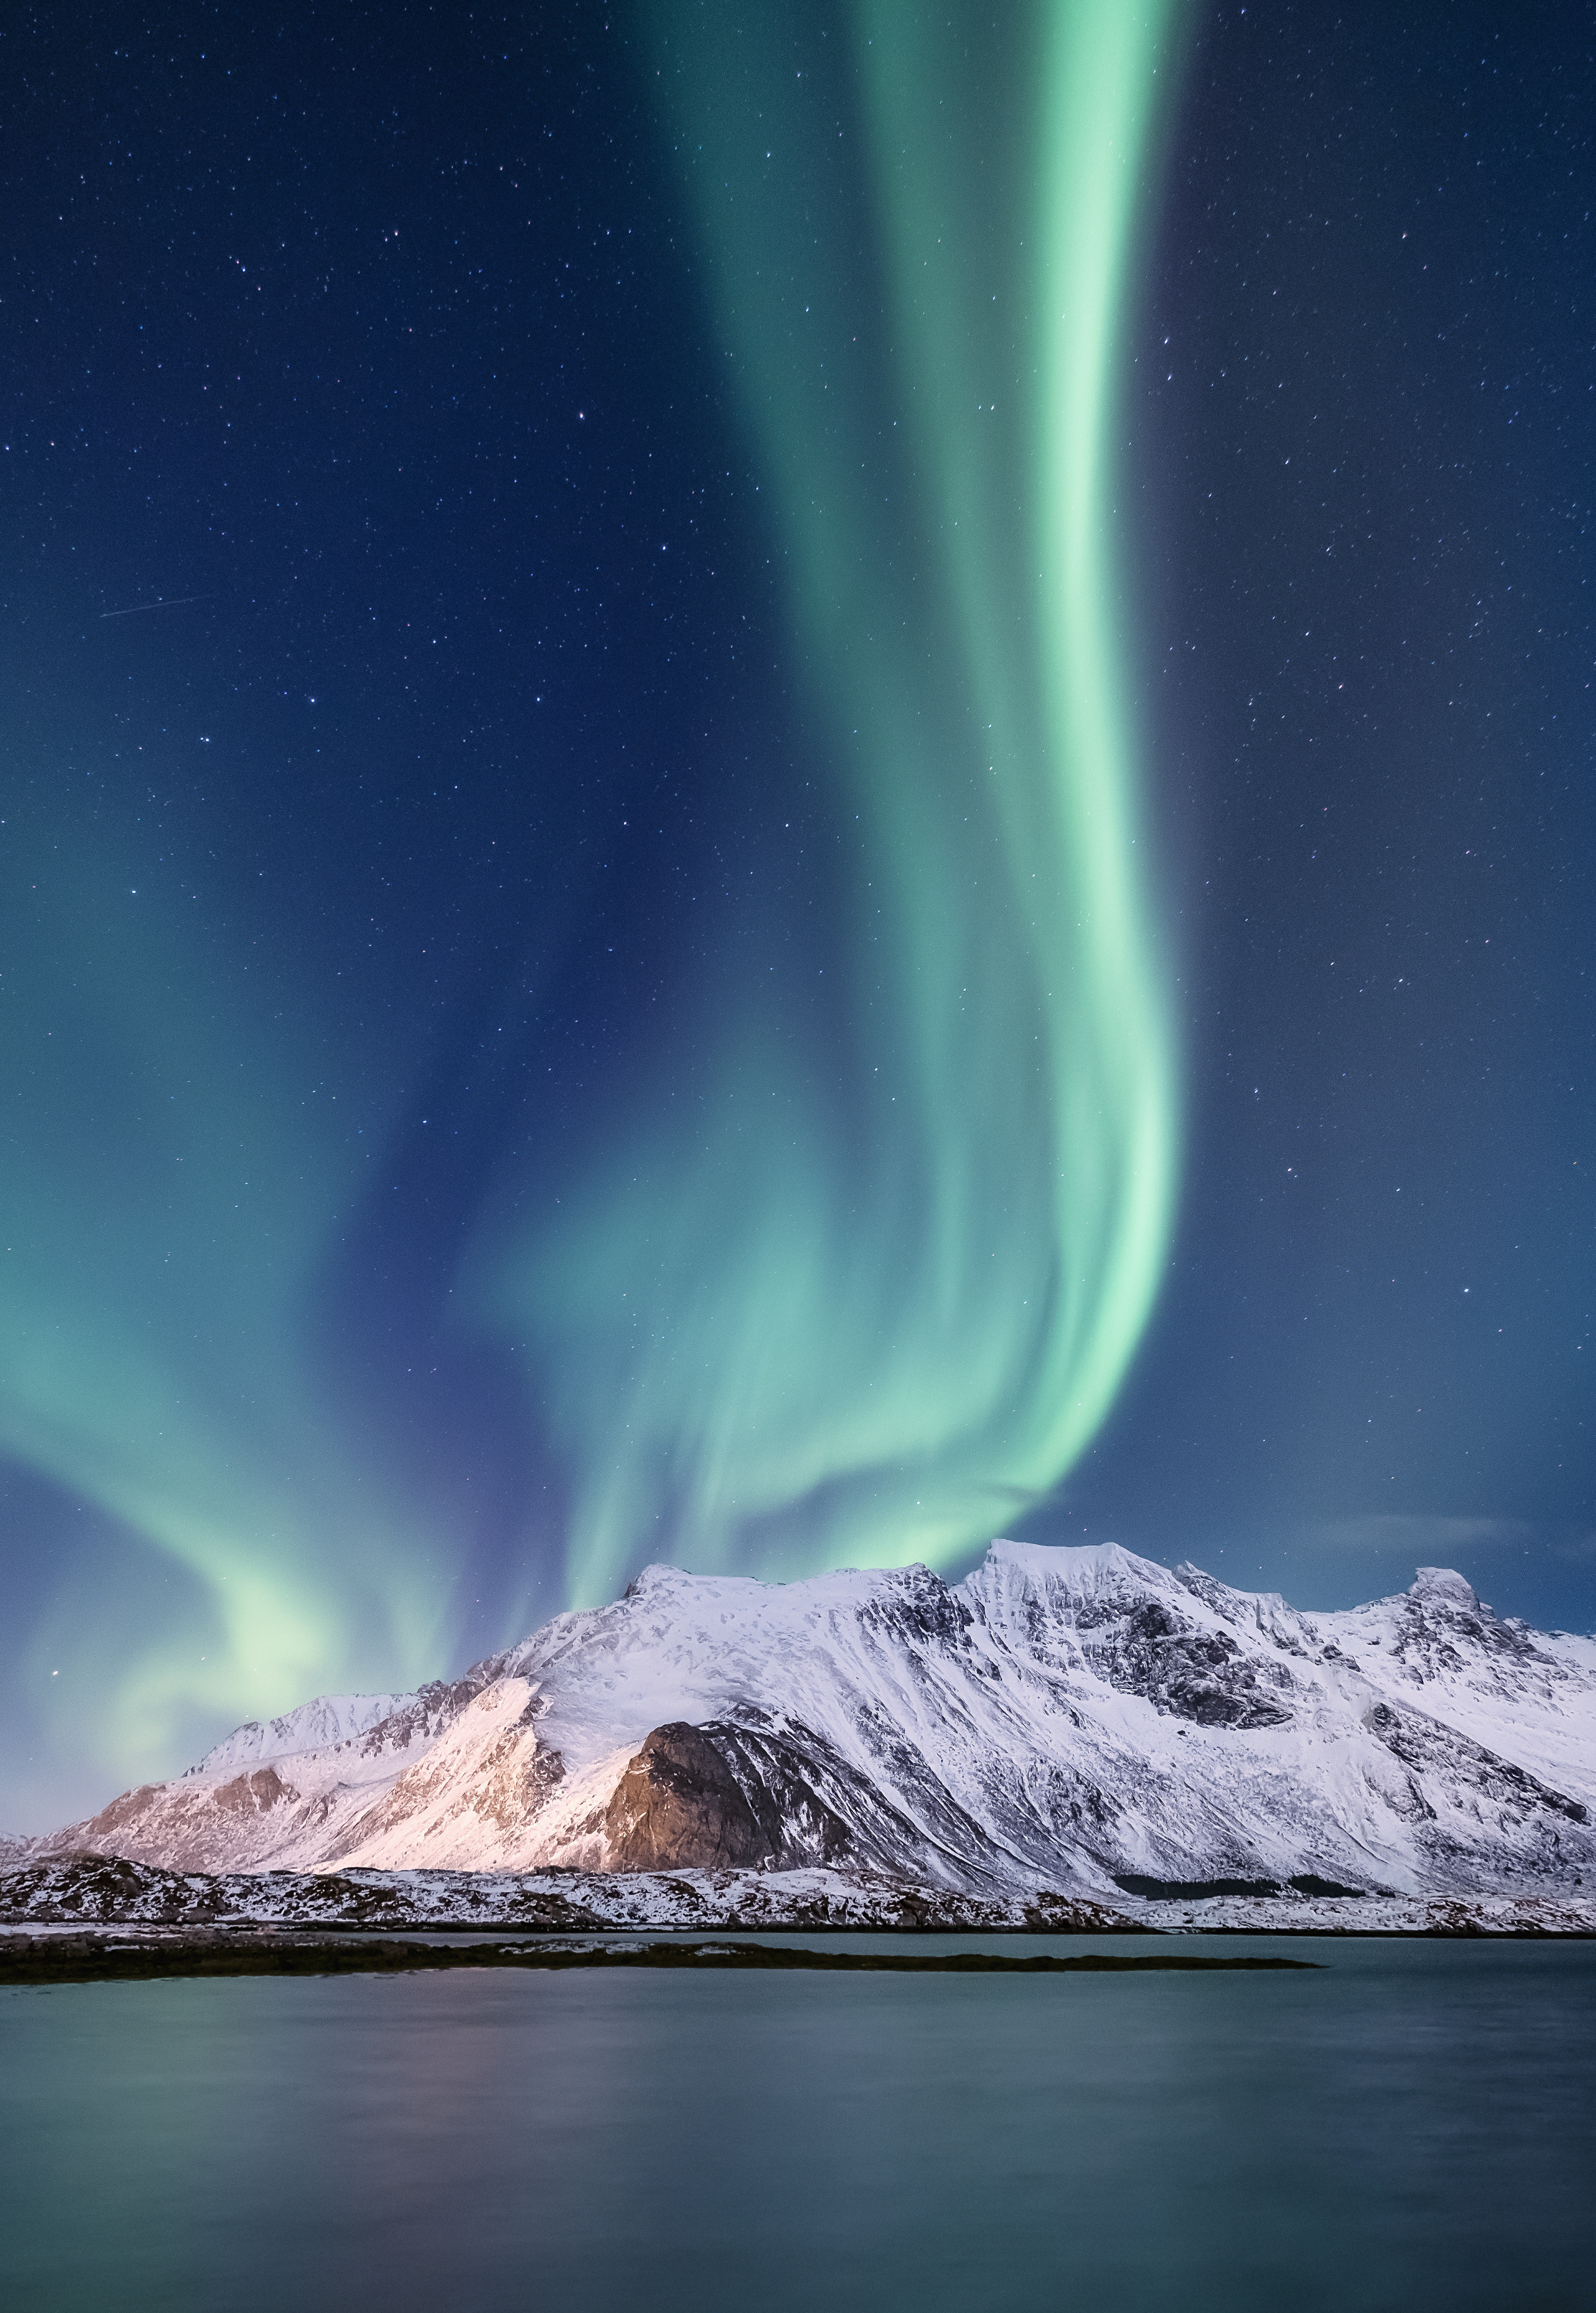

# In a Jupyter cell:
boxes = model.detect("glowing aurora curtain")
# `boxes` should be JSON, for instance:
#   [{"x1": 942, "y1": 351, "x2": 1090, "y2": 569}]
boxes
[{"x1": 473, "y1": 2, "x2": 1184, "y2": 1603}]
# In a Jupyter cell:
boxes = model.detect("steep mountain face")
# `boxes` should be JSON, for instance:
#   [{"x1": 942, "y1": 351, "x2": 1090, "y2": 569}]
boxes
[{"x1": 28, "y1": 1544, "x2": 1596, "y2": 1897}]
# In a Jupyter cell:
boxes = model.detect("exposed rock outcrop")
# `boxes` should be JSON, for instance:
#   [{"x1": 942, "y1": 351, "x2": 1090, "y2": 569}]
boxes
[{"x1": 604, "y1": 1724, "x2": 769, "y2": 1870}]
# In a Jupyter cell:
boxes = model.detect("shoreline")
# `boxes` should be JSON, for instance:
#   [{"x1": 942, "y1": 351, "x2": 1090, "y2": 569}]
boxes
[
  {"x1": 0, "y1": 1931, "x2": 1319, "y2": 1987},
  {"x1": 5, "y1": 1854, "x2": 1593, "y2": 1942}
]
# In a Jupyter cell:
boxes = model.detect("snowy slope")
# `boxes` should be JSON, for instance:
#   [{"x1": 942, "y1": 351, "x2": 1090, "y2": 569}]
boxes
[
  {"x1": 189, "y1": 1691, "x2": 420, "y2": 1779},
  {"x1": 28, "y1": 1543, "x2": 1596, "y2": 1896}
]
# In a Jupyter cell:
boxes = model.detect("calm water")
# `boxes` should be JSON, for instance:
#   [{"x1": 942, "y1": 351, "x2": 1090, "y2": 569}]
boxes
[{"x1": 3, "y1": 1934, "x2": 1594, "y2": 2312}]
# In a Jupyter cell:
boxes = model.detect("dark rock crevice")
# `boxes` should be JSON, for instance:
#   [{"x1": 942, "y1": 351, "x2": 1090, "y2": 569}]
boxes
[
  {"x1": 1363, "y1": 1701, "x2": 1588, "y2": 1826},
  {"x1": 1082, "y1": 1599, "x2": 1295, "y2": 1729}
]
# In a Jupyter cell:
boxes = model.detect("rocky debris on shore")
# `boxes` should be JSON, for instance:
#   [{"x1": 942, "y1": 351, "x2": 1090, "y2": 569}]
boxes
[
  {"x1": 0, "y1": 1851, "x2": 1137, "y2": 1933},
  {"x1": 3, "y1": 1851, "x2": 1593, "y2": 1938}
]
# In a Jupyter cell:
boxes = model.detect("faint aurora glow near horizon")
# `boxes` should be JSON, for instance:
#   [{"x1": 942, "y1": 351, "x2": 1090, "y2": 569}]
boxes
[{"x1": 0, "y1": 806, "x2": 445, "y2": 1779}]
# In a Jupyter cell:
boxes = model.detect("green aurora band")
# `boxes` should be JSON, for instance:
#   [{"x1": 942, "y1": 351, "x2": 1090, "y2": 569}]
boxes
[
  {"x1": 472, "y1": 0, "x2": 1184, "y2": 1605},
  {"x1": 1, "y1": 2, "x2": 1183, "y2": 1809},
  {"x1": 0, "y1": 796, "x2": 443, "y2": 1795}
]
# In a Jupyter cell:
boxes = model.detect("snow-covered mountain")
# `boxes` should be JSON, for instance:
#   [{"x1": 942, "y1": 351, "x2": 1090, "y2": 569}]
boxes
[{"x1": 28, "y1": 1543, "x2": 1596, "y2": 1898}]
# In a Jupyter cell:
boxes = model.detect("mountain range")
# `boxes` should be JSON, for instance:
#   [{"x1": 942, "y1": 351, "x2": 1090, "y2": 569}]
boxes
[{"x1": 21, "y1": 1542, "x2": 1596, "y2": 1900}]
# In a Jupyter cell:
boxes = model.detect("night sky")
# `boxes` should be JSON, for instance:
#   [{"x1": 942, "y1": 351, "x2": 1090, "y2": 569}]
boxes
[{"x1": 5, "y1": 2, "x2": 1593, "y2": 1828}]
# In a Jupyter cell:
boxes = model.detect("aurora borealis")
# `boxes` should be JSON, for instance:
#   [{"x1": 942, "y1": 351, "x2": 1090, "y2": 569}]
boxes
[
  {"x1": 476, "y1": 1, "x2": 1182, "y2": 1606},
  {"x1": 5, "y1": 4, "x2": 1595, "y2": 1825}
]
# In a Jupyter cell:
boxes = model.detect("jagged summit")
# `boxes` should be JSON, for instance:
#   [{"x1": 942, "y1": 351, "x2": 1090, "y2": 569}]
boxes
[
  {"x1": 1412, "y1": 1566, "x2": 1479, "y2": 1608},
  {"x1": 23, "y1": 1541, "x2": 1596, "y2": 1899}
]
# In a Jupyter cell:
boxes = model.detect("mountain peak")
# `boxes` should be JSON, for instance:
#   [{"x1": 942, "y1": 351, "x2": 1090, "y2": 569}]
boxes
[
  {"x1": 976, "y1": 1536, "x2": 1171, "y2": 1590},
  {"x1": 1411, "y1": 1566, "x2": 1479, "y2": 1609}
]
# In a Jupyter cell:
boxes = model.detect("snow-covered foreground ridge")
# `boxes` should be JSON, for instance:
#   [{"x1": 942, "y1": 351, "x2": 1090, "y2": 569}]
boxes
[{"x1": 25, "y1": 1542, "x2": 1596, "y2": 1898}]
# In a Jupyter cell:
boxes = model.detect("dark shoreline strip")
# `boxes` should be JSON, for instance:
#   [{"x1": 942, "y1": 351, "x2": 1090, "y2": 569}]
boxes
[{"x1": 1, "y1": 1938, "x2": 1317, "y2": 1988}]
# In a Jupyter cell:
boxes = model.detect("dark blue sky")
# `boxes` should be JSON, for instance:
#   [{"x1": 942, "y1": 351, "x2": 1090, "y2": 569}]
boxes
[
  {"x1": 3, "y1": 2, "x2": 1593, "y2": 1822},
  {"x1": 1083, "y1": 1, "x2": 1596, "y2": 1618}
]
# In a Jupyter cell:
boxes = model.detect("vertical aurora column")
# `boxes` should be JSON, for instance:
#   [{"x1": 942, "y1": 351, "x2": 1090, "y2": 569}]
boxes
[{"x1": 472, "y1": 0, "x2": 1184, "y2": 1602}]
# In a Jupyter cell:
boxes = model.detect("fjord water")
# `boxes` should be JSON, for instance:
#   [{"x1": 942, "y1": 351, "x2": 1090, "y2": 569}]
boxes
[{"x1": 3, "y1": 1938, "x2": 1593, "y2": 2311}]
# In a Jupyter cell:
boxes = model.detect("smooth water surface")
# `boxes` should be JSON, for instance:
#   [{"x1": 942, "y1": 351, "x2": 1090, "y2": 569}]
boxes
[{"x1": 2, "y1": 1936, "x2": 1593, "y2": 2311}]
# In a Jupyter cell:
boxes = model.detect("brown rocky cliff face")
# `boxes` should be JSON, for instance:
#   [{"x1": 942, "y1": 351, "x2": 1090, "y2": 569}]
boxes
[
  {"x1": 37, "y1": 1763, "x2": 305, "y2": 1872},
  {"x1": 603, "y1": 1724, "x2": 770, "y2": 1871},
  {"x1": 211, "y1": 1768, "x2": 293, "y2": 1817}
]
